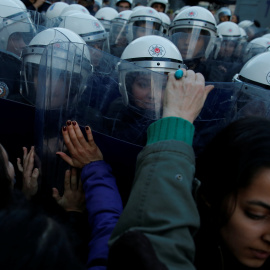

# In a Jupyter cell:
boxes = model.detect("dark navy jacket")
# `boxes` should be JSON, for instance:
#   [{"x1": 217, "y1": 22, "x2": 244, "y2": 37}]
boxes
[{"x1": 81, "y1": 161, "x2": 123, "y2": 270}]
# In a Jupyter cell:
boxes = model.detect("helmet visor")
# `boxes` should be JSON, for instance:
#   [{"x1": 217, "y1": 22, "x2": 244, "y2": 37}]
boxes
[
  {"x1": 0, "y1": 13, "x2": 36, "y2": 56},
  {"x1": 131, "y1": 21, "x2": 162, "y2": 41},
  {"x1": 170, "y1": 28, "x2": 212, "y2": 60}
]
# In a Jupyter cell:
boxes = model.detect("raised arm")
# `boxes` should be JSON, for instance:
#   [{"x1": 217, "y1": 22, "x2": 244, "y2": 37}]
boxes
[{"x1": 108, "y1": 69, "x2": 214, "y2": 270}]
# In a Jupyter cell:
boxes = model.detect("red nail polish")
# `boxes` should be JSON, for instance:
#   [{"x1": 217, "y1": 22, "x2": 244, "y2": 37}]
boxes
[
  {"x1": 72, "y1": 121, "x2": 76, "y2": 126},
  {"x1": 63, "y1": 126, "x2": 67, "y2": 131},
  {"x1": 67, "y1": 120, "x2": 71, "y2": 126},
  {"x1": 85, "y1": 126, "x2": 89, "y2": 130}
]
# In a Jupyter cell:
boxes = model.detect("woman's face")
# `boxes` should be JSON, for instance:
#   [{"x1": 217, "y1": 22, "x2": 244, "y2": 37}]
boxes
[
  {"x1": 0, "y1": 145, "x2": 15, "y2": 187},
  {"x1": 131, "y1": 74, "x2": 165, "y2": 110},
  {"x1": 220, "y1": 168, "x2": 270, "y2": 268}
]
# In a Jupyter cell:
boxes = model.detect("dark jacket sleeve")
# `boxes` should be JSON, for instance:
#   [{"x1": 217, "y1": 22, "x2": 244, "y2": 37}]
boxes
[
  {"x1": 81, "y1": 160, "x2": 123, "y2": 270},
  {"x1": 109, "y1": 129, "x2": 200, "y2": 270}
]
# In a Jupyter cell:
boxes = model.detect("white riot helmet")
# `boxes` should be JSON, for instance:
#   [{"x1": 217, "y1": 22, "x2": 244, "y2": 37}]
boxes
[
  {"x1": 46, "y1": 2, "x2": 69, "y2": 20},
  {"x1": 127, "y1": 7, "x2": 162, "y2": 42},
  {"x1": 58, "y1": 13, "x2": 109, "y2": 52},
  {"x1": 216, "y1": 21, "x2": 241, "y2": 60},
  {"x1": 10, "y1": 0, "x2": 27, "y2": 10},
  {"x1": 0, "y1": 0, "x2": 36, "y2": 56},
  {"x1": 238, "y1": 20, "x2": 253, "y2": 29},
  {"x1": 60, "y1": 4, "x2": 90, "y2": 15},
  {"x1": 233, "y1": 51, "x2": 270, "y2": 91},
  {"x1": 217, "y1": 21, "x2": 241, "y2": 39},
  {"x1": 147, "y1": 0, "x2": 169, "y2": 13},
  {"x1": 21, "y1": 27, "x2": 91, "y2": 105},
  {"x1": 239, "y1": 27, "x2": 248, "y2": 42},
  {"x1": 159, "y1": 12, "x2": 170, "y2": 36},
  {"x1": 215, "y1": 7, "x2": 231, "y2": 24},
  {"x1": 132, "y1": 5, "x2": 145, "y2": 12},
  {"x1": 243, "y1": 37, "x2": 270, "y2": 63},
  {"x1": 263, "y1": 33, "x2": 270, "y2": 40},
  {"x1": 169, "y1": 6, "x2": 218, "y2": 61},
  {"x1": 118, "y1": 35, "x2": 185, "y2": 119},
  {"x1": 95, "y1": 7, "x2": 118, "y2": 32}
]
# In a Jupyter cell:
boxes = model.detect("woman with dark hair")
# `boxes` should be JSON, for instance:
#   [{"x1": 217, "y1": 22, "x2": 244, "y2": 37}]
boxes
[{"x1": 195, "y1": 116, "x2": 270, "y2": 270}]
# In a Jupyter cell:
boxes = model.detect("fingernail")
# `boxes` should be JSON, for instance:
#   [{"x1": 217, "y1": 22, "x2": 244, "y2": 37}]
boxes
[
  {"x1": 63, "y1": 126, "x2": 67, "y2": 131},
  {"x1": 67, "y1": 120, "x2": 71, "y2": 126},
  {"x1": 85, "y1": 126, "x2": 89, "y2": 130},
  {"x1": 72, "y1": 121, "x2": 76, "y2": 126}
]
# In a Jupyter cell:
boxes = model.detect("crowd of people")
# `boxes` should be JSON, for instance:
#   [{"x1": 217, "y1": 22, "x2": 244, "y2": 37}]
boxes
[{"x1": 1, "y1": 0, "x2": 270, "y2": 269}]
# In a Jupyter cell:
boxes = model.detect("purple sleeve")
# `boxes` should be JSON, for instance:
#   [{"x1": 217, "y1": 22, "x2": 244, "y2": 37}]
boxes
[{"x1": 81, "y1": 161, "x2": 123, "y2": 269}]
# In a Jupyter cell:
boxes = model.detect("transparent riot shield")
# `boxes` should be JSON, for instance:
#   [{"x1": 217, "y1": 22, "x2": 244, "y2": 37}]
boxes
[
  {"x1": 27, "y1": 9, "x2": 46, "y2": 30},
  {"x1": 35, "y1": 43, "x2": 167, "y2": 200},
  {"x1": 35, "y1": 41, "x2": 92, "y2": 194},
  {"x1": 193, "y1": 81, "x2": 270, "y2": 157},
  {"x1": 193, "y1": 37, "x2": 247, "y2": 83},
  {"x1": 109, "y1": 20, "x2": 129, "y2": 57},
  {"x1": 169, "y1": 30, "x2": 219, "y2": 62},
  {"x1": 242, "y1": 41, "x2": 270, "y2": 64}
]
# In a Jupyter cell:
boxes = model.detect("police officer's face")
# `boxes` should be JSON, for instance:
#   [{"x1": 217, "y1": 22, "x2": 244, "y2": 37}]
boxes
[
  {"x1": 134, "y1": 22, "x2": 157, "y2": 39},
  {"x1": 220, "y1": 15, "x2": 230, "y2": 22},
  {"x1": 219, "y1": 40, "x2": 236, "y2": 57},
  {"x1": 152, "y1": 3, "x2": 165, "y2": 12},
  {"x1": 7, "y1": 32, "x2": 26, "y2": 56},
  {"x1": 176, "y1": 28, "x2": 207, "y2": 60},
  {"x1": 117, "y1": 1, "x2": 130, "y2": 12}
]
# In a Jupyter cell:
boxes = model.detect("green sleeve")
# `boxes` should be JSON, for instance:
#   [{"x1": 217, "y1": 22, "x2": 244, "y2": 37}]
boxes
[{"x1": 147, "y1": 117, "x2": 195, "y2": 146}]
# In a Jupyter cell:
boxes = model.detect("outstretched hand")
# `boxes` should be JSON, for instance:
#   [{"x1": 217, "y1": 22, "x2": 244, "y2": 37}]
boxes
[
  {"x1": 17, "y1": 146, "x2": 39, "y2": 199},
  {"x1": 52, "y1": 168, "x2": 85, "y2": 213},
  {"x1": 163, "y1": 69, "x2": 214, "y2": 123},
  {"x1": 56, "y1": 120, "x2": 103, "y2": 169}
]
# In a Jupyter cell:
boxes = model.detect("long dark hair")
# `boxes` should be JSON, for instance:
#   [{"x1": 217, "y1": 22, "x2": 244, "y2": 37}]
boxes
[{"x1": 196, "y1": 116, "x2": 270, "y2": 227}]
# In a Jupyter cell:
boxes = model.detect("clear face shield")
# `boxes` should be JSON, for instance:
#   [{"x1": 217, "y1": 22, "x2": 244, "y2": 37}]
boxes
[
  {"x1": 22, "y1": 42, "x2": 92, "y2": 107},
  {"x1": 217, "y1": 38, "x2": 240, "y2": 59},
  {"x1": 110, "y1": 21, "x2": 129, "y2": 48},
  {"x1": 193, "y1": 80, "x2": 270, "y2": 156},
  {"x1": 122, "y1": 70, "x2": 167, "y2": 119},
  {"x1": 99, "y1": 20, "x2": 111, "y2": 32},
  {"x1": 0, "y1": 13, "x2": 36, "y2": 57},
  {"x1": 243, "y1": 43, "x2": 270, "y2": 63},
  {"x1": 118, "y1": 58, "x2": 170, "y2": 121},
  {"x1": 170, "y1": 28, "x2": 213, "y2": 60},
  {"x1": 84, "y1": 29, "x2": 110, "y2": 52},
  {"x1": 129, "y1": 20, "x2": 162, "y2": 41}
]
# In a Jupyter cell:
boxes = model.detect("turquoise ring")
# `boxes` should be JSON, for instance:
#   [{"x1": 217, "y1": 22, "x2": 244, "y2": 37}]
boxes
[{"x1": 174, "y1": 69, "x2": 184, "y2": 79}]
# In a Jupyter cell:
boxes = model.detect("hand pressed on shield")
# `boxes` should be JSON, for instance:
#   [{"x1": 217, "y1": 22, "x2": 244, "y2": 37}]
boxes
[
  {"x1": 163, "y1": 69, "x2": 214, "y2": 123},
  {"x1": 17, "y1": 146, "x2": 39, "y2": 199},
  {"x1": 52, "y1": 168, "x2": 85, "y2": 213},
  {"x1": 56, "y1": 120, "x2": 103, "y2": 169}
]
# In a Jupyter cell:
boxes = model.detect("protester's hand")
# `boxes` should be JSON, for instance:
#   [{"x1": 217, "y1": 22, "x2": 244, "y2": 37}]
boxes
[
  {"x1": 33, "y1": 0, "x2": 47, "y2": 9},
  {"x1": 162, "y1": 69, "x2": 214, "y2": 123},
  {"x1": 52, "y1": 168, "x2": 85, "y2": 213},
  {"x1": 56, "y1": 120, "x2": 103, "y2": 169},
  {"x1": 17, "y1": 146, "x2": 39, "y2": 199}
]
